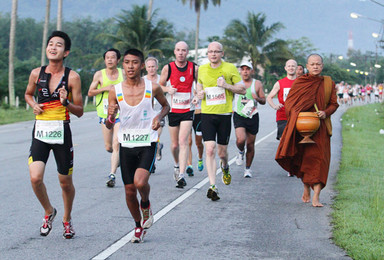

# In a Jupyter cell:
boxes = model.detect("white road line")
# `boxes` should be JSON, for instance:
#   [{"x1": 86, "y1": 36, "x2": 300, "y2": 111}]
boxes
[{"x1": 92, "y1": 129, "x2": 277, "y2": 260}]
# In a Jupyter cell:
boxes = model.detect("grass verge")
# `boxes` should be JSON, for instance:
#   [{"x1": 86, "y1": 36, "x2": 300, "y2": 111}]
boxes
[
  {"x1": 332, "y1": 103, "x2": 384, "y2": 259},
  {"x1": 0, "y1": 104, "x2": 96, "y2": 125}
]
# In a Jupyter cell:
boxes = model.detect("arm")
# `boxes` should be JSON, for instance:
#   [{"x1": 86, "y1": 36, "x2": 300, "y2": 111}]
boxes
[
  {"x1": 60, "y1": 70, "x2": 83, "y2": 118},
  {"x1": 266, "y1": 81, "x2": 282, "y2": 110},
  {"x1": 253, "y1": 80, "x2": 266, "y2": 105},
  {"x1": 105, "y1": 87, "x2": 119, "y2": 129},
  {"x1": 24, "y1": 68, "x2": 44, "y2": 115},
  {"x1": 217, "y1": 76, "x2": 246, "y2": 94},
  {"x1": 152, "y1": 83, "x2": 170, "y2": 130},
  {"x1": 159, "y1": 65, "x2": 176, "y2": 94},
  {"x1": 87, "y1": 71, "x2": 112, "y2": 97}
]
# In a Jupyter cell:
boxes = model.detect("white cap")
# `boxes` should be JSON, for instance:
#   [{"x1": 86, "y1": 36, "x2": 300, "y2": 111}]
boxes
[{"x1": 240, "y1": 61, "x2": 253, "y2": 70}]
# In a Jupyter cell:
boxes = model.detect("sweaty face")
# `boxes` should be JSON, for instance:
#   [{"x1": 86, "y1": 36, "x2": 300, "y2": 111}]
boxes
[
  {"x1": 104, "y1": 51, "x2": 119, "y2": 69},
  {"x1": 306, "y1": 56, "x2": 323, "y2": 76},
  {"x1": 145, "y1": 60, "x2": 158, "y2": 76},
  {"x1": 123, "y1": 54, "x2": 144, "y2": 79},
  {"x1": 207, "y1": 43, "x2": 223, "y2": 64},
  {"x1": 46, "y1": 36, "x2": 68, "y2": 61},
  {"x1": 240, "y1": 66, "x2": 252, "y2": 80}
]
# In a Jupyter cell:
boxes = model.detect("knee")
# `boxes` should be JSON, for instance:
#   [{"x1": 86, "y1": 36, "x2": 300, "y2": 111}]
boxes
[
  {"x1": 30, "y1": 174, "x2": 43, "y2": 187},
  {"x1": 60, "y1": 179, "x2": 74, "y2": 192},
  {"x1": 206, "y1": 147, "x2": 215, "y2": 157},
  {"x1": 125, "y1": 187, "x2": 137, "y2": 200},
  {"x1": 171, "y1": 142, "x2": 179, "y2": 152}
]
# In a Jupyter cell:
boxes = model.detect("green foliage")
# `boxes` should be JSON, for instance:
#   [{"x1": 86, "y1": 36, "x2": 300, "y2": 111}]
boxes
[
  {"x1": 332, "y1": 103, "x2": 384, "y2": 259},
  {"x1": 322, "y1": 63, "x2": 358, "y2": 84},
  {"x1": 286, "y1": 37, "x2": 318, "y2": 65},
  {"x1": 221, "y1": 12, "x2": 291, "y2": 80},
  {"x1": 103, "y1": 5, "x2": 175, "y2": 59},
  {"x1": 180, "y1": 0, "x2": 221, "y2": 13}
]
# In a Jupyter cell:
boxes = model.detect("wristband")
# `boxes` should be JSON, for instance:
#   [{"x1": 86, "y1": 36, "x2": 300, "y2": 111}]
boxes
[
  {"x1": 62, "y1": 99, "x2": 70, "y2": 107},
  {"x1": 108, "y1": 115, "x2": 116, "y2": 124}
]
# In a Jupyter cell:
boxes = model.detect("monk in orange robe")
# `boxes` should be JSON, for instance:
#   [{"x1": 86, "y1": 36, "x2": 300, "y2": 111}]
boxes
[{"x1": 275, "y1": 54, "x2": 339, "y2": 207}]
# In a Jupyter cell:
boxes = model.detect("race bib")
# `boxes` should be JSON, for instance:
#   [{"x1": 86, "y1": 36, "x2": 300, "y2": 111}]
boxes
[
  {"x1": 241, "y1": 100, "x2": 258, "y2": 118},
  {"x1": 283, "y1": 88, "x2": 291, "y2": 102},
  {"x1": 34, "y1": 120, "x2": 64, "y2": 144},
  {"x1": 205, "y1": 87, "x2": 226, "y2": 106},
  {"x1": 103, "y1": 99, "x2": 109, "y2": 115},
  {"x1": 172, "y1": 92, "x2": 191, "y2": 109},
  {"x1": 119, "y1": 128, "x2": 151, "y2": 148}
]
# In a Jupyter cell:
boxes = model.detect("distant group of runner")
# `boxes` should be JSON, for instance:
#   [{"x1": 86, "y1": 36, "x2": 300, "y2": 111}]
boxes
[
  {"x1": 24, "y1": 30, "x2": 343, "y2": 243},
  {"x1": 336, "y1": 81, "x2": 383, "y2": 105}
]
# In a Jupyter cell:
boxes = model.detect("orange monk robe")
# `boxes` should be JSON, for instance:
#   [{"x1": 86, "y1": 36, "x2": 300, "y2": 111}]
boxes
[{"x1": 275, "y1": 74, "x2": 339, "y2": 188}]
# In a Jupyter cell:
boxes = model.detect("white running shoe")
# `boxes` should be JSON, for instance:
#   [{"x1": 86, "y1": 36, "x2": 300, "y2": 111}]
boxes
[
  {"x1": 236, "y1": 151, "x2": 244, "y2": 166},
  {"x1": 244, "y1": 169, "x2": 252, "y2": 178}
]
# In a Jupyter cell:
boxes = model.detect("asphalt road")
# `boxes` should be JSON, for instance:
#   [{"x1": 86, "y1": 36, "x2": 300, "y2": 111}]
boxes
[{"x1": 0, "y1": 101, "x2": 350, "y2": 260}]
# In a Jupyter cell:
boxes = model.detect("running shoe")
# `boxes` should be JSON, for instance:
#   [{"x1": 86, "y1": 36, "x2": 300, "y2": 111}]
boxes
[
  {"x1": 63, "y1": 221, "x2": 75, "y2": 239},
  {"x1": 141, "y1": 205, "x2": 153, "y2": 229},
  {"x1": 156, "y1": 142, "x2": 163, "y2": 161},
  {"x1": 244, "y1": 169, "x2": 252, "y2": 178},
  {"x1": 176, "y1": 177, "x2": 187, "y2": 188},
  {"x1": 150, "y1": 164, "x2": 156, "y2": 174},
  {"x1": 236, "y1": 151, "x2": 245, "y2": 166},
  {"x1": 207, "y1": 187, "x2": 220, "y2": 201},
  {"x1": 40, "y1": 208, "x2": 57, "y2": 236},
  {"x1": 106, "y1": 173, "x2": 116, "y2": 187},
  {"x1": 186, "y1": 165, "x2": 194, "y2": 177},
  {"x1": 173, "y1": 166, "x2": 180, "y2": 181},
  {"x1": 198, "y1": 159, "x2": 204, "y2": 171},
  {"x1": 221, "y1": 162, "x2": 231, "y2": 185},
  {"x1": 131, "y1": 227, "x2": 145, "y2": 243}
]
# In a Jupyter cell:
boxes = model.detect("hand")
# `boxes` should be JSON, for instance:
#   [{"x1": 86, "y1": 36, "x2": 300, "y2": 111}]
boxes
[
  {"x1": 108, "y1": 104, "x2": 119, "y2": 117},
  {"x1": 217, "y1": 76, "x2": 225, "y2": 88},
  {"x1": 192, "y1": 96, "x2": 199, "y2": 105},
  {"x1": 33, "y1": 103, "x2": 44, "y2": 115},
  {"x1": 317, "y1": 111, "x2": 326, "y2": 119},
  {"x1": 58, "y1": 86, "x2": 68, "y2": 105},
  {"x1": 168, "y1": 86, "x2": 177, "y2": 95},
  {"x1": 275, "y1": 103, "x2": 284, "y2": 110},
  {"x1": 197, "y1": 90, "x2": 205, "y2": 100},
  {"x1": 152, "y1": 116, "x2": 160, "y2": 130}
]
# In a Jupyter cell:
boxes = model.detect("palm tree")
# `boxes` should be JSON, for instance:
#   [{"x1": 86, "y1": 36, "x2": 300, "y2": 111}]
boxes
[
  {"x1": 41, "y1": 0, "x2": 50, "y2": 66},
  {"x1": 8, "y1": 0, "x2": 17, "y2": 106},
  {"x1": 147, "y1": 0, "x2": 154, "y2": 20},
  {"x1": 180, "y1": 0, "x2": 221, "y2": 63},
  {"x1": 221, "y1": 12, "x2": 291, "y2": 78},
  {"x1": 57, "y1": 0, "x2": 63, "y2": 30},
  {"x1": 102, "y1": 5, "x2": 174, "y2": 59}
]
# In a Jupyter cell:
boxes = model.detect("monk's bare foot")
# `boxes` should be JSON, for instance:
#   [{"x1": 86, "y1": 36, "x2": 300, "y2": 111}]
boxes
[
  {"x1": 302, "y1": 183, "x2": 311, "y2": 203},
  {"x1": 312, "y1": 183, "x2": 323, "y2": 207},
  {"x1": 312, "y1": 196, "x2": 323, "y2": 207}
]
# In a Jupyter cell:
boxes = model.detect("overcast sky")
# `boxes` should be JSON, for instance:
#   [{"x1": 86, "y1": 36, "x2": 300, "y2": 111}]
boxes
[{"x1": 2, "y1": 0, "x2": 384, "y2": 57}]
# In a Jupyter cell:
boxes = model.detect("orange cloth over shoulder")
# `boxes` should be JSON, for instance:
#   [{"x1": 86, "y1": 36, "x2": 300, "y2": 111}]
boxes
[{"x1": 275, "y1": 74, "x2": 339, "y2": 188}]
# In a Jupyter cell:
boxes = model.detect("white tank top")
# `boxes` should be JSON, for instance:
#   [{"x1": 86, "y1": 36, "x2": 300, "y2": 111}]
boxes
[{"x1": 115, "y1": 79, "x2": 158, "y2": 148}]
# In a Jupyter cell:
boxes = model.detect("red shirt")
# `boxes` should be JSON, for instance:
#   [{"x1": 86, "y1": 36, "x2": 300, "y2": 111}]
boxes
[{"x1": 276, "y1": 77, "x2": 296, "y2": 121}]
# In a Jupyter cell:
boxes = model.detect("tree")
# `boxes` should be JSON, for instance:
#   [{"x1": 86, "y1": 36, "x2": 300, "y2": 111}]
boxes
[
  {"x1": 180, "y1": 0, "x2": 221, "y2": 63},
  {"x1": 57, "y1": 0, "x2": 62, "y2": 30},
  {"x1": 221, "y1": 12, "x2": 291, "y2": 79},
  {"x1": 103, "y1": 5, "x2": 174, "y2": 59},
  {"x1": 286, "y1": 37, "x2": 317, "y2": 65},
  {"x1": 147, "y1": 0, "x2": 154, "y2": 20},
  {"x1": 8, "y1": 0, "x2": 17, "y2": 106},
  {"x1": 41, "y1": 0, "x2": 50, "y2": 66}
]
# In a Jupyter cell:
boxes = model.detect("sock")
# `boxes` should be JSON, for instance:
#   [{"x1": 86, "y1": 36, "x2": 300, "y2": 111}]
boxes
[
  {"x1": 210, "y1": 184, "x2": 216, "y2": 190},
  {"x1": 141, "y1": 200, "x2": 150, "y2": 209},
  {"x1": 246, "y1": 166, "x2": 250, "y2": 170},
  {"x1": 174, "y1": 164, "x2": 179, "y2": 168},
  {"x1": 239, "y1": 150, "x2": 245, "y2": 154},
  {"x1": 135, "y1": 221, "x2": 141, "y2": 228}
]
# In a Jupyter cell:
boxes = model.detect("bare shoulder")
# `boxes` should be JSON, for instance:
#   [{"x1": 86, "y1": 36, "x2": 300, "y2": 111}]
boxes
[
  {"x1": 69, "y1": 69, "x2": 81, "y2": 81},
  {"x1": 30, "y1": 67, "x2": 41, "y2": 79}
]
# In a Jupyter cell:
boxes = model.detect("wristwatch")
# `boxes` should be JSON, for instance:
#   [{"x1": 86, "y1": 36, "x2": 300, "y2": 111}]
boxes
[{"x1": 63, "y1": 99, "x2": 70, "y2": 106}]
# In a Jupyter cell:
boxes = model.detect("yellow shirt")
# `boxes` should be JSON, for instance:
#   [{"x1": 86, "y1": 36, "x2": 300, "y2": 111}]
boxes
[{"x1": 198, "y1": 61, "x2": 241, "y2": 114}]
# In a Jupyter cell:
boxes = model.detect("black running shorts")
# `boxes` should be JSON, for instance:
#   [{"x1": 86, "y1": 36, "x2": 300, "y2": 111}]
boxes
[
  {"x1": 201, "y1": 114, "x2": 232, "y2": 145},
  {"x1": 168, "y1": 111, "x2": 194, "y2": 127},
  {"x1": 233, "y1": 112, "x2": 259, "y2": 135},
  {"x1": 119, "y1": 142, "x2": 157, "y2": 185}
]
